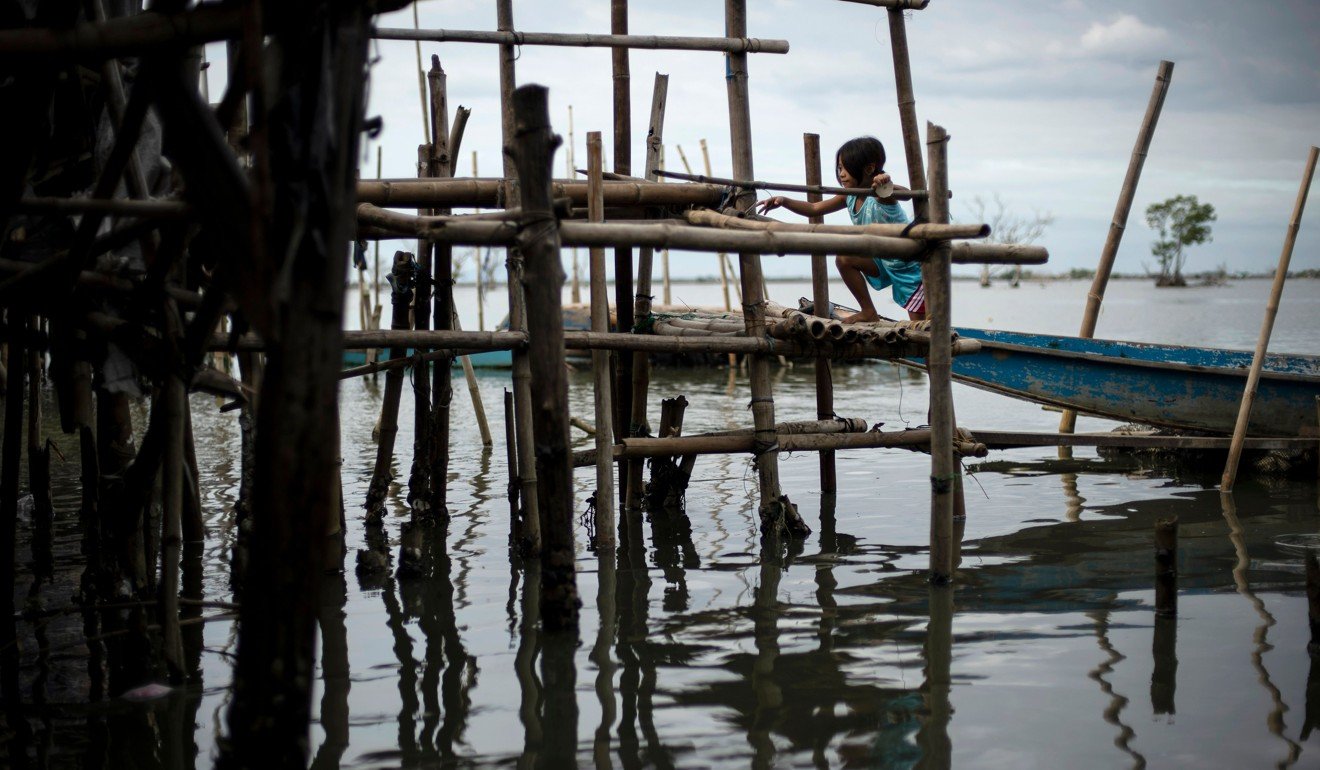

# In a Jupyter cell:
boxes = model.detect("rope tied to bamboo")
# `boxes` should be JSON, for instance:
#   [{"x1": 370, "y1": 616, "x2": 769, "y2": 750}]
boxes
[
  {"x1": 751, "y1": 438, "x2": 780, "y2": 457},
  {"x1": 929, "y1": 472, "x2": 958, "y2": 495}
]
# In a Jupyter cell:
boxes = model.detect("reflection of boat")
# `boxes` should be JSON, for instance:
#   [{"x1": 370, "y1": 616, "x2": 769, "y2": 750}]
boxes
[{"x1": 907, "y1": 328, "x2": 1320, "y2": 438}]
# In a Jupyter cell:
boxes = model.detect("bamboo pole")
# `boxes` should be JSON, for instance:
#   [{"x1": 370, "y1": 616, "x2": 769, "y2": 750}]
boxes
[
  {"x1": 356, "y1": 177, "x2": 724, "y2": 207},
  {"x1": 626, "y1": 72, "x2": 669, "y2": 510},
  {"x1": 887, "y1": 4, "x2": 927, "y2": 223},
  {"x1": 926, "y1": 122, "x2": 955, "y2": 584},
  {"x1": 587, "y1": 132, "x2": 616, "y2": 550},
  {"x1": 1221, "y1": 145, "x2": 1318, "y2": 491},
  {"x1": 498, "y1": 0, "x2": 541, "y2": 555},
  {"x1": 409, "y1": 140, "x2": 435, "y2": 520},
  {"x1": 660, "y1": 146, "x2": 671, "y2": 306},
  {"x1": 374, "y1": 27, "x2": 790, "y2": 53},
  {"x1": 452, "y1": 314, "x2": 492, "y2": 447},
  {"x1": 842, "y1": 0, "x2": 929, "y2": 8},
  {"x1": 655, "y1": 168, "x2": 932, "y2": 200},
  {"x1": 1061, "y1": 61, "x2": 1174, "y2": 434},
  {"x1": 511, "y1": 84, "x2": 578, "y2": 630},
  {"x1": 568, "y1": 105, "x2": 581, "y2": 305},
  {"x1": 612, "y1": 0, "x2": 634, "y2": 512},
  {"x1": 726, "y1": 0, "x2": 797, "y2": 539},
  {"x1": 428, "y1": 55, "x2": 454, "y2": 519},
  {"x1": 684, "y1": 208, "x2": 988, "y2": 239},
  {"x1": 159, "y1": 373, "x2": 187, "y2": 680},
  {"x1": 364, "y1": 252, "x2": 416, "y2": 524},
  {"x1": 0, "y1": 3, "x2": 243, "y2": 61},
  {"x1": 804, "y1": 133, "x2": 836, "y2": 495},
  {"x1": 572, "y1": 428, "x2": 985, "y2": 465},
  {"x1": 357, "y1": 205, "x2": 1045, "y2": 263},
  {"x1": 1154, "y1": 516, "x2": 1178, "y2": 617},
  {"x1": 504, "y1": 389, "x2": 521, "y2": 544}
]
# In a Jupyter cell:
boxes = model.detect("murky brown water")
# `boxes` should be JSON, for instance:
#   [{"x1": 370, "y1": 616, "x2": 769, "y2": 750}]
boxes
[{"x1": 5, "y1": 278, "x2": 1320, "y2": 767}]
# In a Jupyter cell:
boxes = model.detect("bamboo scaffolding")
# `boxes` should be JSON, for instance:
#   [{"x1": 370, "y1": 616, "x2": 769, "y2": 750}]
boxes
[
  {"x1": 0, "y1": 3, "x2": 243, "y2": 61},
  {"x1": 374, "y1": 27, "x2": 789, "y2": 54},
  {"x1": 926, "y1": 122, "x2": 956, "y2": 584},
  {"x1": 586, "y1": 132, "x2": 617, "y2": 549},
  {"x1": 626, "y1": 73, "x2": 669, "y2": 510},
  {"x1": 654, "y1": 169, "x2": 933, "y2": 200},
  {"x1": 511, "y1": 84, "x2": 578, "y2": 630},
  {"x1": 684, "y1": 208, "x2": 989, "y2": 240},
  {"x1": 356, "y1": 205, "x2": 1048, "y2": 263},
  {"x1": 1221, "y1": 145, "x2": 1318, "y2": 491},
  {"x1": 1060, "y1": 60, "x2": 1174, "y2": 434}
]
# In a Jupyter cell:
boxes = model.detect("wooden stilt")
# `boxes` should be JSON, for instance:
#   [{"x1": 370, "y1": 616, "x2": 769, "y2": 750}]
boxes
[
  {"x1": 587, "y1": 132, "x2": 617, "y2": 550},
  {"x1": 886, "y1": 7, "x2": 927, "y2": 223},
  {"x1": 364, "y1": 253, "x2": 416, "y2": 526},
  {"x1": 504, "y1": 389, "x2": 521, "y2": 545},
  {"x1": 0, "y1": 329, "x2": 25, "y2": 704},
  {"x1": 925, "y1": 122, "x2": 955, "y2": 583},
  {"x1": 428, "y1": 55, "x2": 454, "y2": 521},
  {"x1": 1062, "y1": 61, "x2": 1174, "y2": 433},
  {"x1": 1222, "y1": 145, "x2": 1318, "y2": 491},
  {"x1": 409, "y1": 139, "x2": 435, "y2": 519},
  {"x1": 625, "y1": 72, "x2": 669, "y2": 511},
  {"x1": 612, "y1": 0, "x2": 635, "y2": 511},
  {"x1": 511, "y1": 84, "x2": 579, "y2": 630},
  {"x1": 804, "y1": 134, "x2": 836, "y2": 495},
  {"x1": 159, "y1": 373, "x2": 186, "y2": 680},
  {"x1": 1154, "y1": 516, "x2": 1178, "y2": 617},
  {"x1": 498, "y1": 0, "x2": 541, "y2": 554}
]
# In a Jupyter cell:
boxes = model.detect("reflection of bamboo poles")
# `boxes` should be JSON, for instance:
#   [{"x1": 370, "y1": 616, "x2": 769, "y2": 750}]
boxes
[
  {"x1": 1086, "y1": 608, "x2": 1146, "y2": 767},
  {"x1": 1219, "y1": 493, "x2": 1304, "y2": 763},
  {"x1": 592, "y1": 551, "x2": 618, "y2": 767},
  {"x1": 916, "y1": 586, "x2": 952, "y2": 767}
]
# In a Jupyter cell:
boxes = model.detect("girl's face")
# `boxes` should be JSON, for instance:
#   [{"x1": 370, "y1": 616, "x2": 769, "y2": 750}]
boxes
[{"x1": 835, "y1": 159, "x2": 874, "y2": 187}]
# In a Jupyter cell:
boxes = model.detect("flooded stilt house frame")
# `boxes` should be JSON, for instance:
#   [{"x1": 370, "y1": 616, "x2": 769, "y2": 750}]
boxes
[{"x1": 0, "y1": 0, "x2": 1053, "y2": 762}]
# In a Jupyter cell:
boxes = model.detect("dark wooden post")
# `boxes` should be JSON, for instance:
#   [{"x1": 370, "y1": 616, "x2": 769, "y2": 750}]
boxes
[
  {"x1": 611, "y1": 0, "x2": 634, "y2": 510},
  {"x1": 1154, "y1": 516, "x2": 1178, "y2": 617},
  {"x1": 220, "y1": 2, "x2": 371, "y2": 764},
  {"x1": 409, "y1": 137, "x2": 434, "y2": 518},
  {"x1": 1307, "y1": 553, "x2": 1320, "y2": 654},
  {"x1": 364, "y1": 252, "x2": 416, "y2": 526},
  {"x1": 925, "y1": 122, "x2": 955, "y2": 582},
  {"x1": 0, "y1": 331, "x2": 25, "y2": 707},
  {"x1": 428, "y1": 55, "x2": 456, "y2": 520},
  {"x1": 511, "y1": 84, "x2": 579, "y2": 630},
  {"x1": 804, "y1": 133, "x2": 836, "y2": 495}
]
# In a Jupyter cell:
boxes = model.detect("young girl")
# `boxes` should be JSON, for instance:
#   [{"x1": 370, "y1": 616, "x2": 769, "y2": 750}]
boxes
[{"x1": 756, "y1": 136, "x2": 925, "y2": 323}]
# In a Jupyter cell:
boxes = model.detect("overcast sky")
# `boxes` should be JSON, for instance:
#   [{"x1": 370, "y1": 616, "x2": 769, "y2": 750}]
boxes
[{"x1": 213, "y1": 0, "x2": 1320, "y2": 279}]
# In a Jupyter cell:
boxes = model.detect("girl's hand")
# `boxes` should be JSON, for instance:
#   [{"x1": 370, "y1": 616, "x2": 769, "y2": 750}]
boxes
[{"x1": 756, "y1": 196, "x2": 784, "y2": 214}]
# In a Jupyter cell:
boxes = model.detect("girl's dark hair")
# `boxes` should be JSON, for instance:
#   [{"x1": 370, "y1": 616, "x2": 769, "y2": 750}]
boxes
[{"x1": 835, "y1": 136, "x2": 886, "y2": 186}]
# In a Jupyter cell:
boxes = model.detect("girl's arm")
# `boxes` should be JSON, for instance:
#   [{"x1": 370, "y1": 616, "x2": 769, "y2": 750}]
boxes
[
  {"x1": 756, "y1": 194, "x2": 846, "y2": 218},
  {"x1": 872, "y1": 172, "x2": 907, "y2": 205}
]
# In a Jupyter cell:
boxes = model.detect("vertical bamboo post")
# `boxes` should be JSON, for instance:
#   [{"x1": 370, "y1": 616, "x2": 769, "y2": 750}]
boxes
[
  {"x1": 511, "y1": 84, "x2": 578, "y2": 631},
  {"x1": 568, "y1": 105, "x2": 581, "y2": 305},
  {"x1": 428, "y1": 55, "x2": 455, "y2": 519},
  {"x1": 1222, "y1": 146, "x2": 1318, "y2": 491},
  {"x1": 611, "y1": 0, "x2": 634, "y2": 509},
  {"x1": 625, "y1": 72, "x2": 669, "y2": 511},
  {"x1": 504, "y1": 389, "x2": 520, "y2": 543},
  {"x1": 25, "y1": 317, "x2": 52, "y2": 540},
  {"x1": 804, "y1": 133, "x2": 836, "y2": 495},
  {"x1": 587, "y1": 131, "x2": 617, "y2": 550},
  {"x1": 660, "y1": 145, "x2": 671, "y2": 306},
  {"x1": 364, "y1": 253, "x2": 416, "y2": 524},
  {"x1": 498, "y1": 0, "x2": 541, "y2": 553},
  {"x1": 886, "y1": 7, "x2": 927, "y2": 223},
  {"x1": 0, "y1": 331, "x2": 24, "y2": 703},
  {"x1": 725, "y1": 0, "x2": 794, "y2": 537},
  {"x1": 410, "y1": 138, "x2": 434, "y2": 518},
  {"x1": 159, "y1": 374, "x2": 187, "y2": 680},
  {"x1": 925, "y1": 122, "x2": 955, "y2": 582},
  {"x1": 1061, "y1": 61, "x2": 1174, "y2": 433},
  {"x1": 1154, "y1": 516, "x2": 1178, "y2": 617}
]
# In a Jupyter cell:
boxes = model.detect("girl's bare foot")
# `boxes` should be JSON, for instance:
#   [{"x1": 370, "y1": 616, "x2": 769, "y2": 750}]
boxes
[{"x1": 840, "y1": 309, "x2": 879, "y2": 324}]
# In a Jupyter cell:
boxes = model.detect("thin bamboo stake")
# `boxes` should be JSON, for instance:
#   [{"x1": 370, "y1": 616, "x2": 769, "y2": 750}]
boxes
[
  {"x1": 159, "y1": 373, "x2": 187, "y2": 680},
  {"x1": 587, "y1": 132, "x2": 616, "y2": 550},
  {"x1": 498, "y1": 0, "x2": 541, "y2": 555},
  {"x1": 452, "y1": 313, "x2": 492, "y2": 447},
  {"x1": 804, "y1": 133, "x2": 836, "y2": 495},
  {"x1": 364, "y1": 253, "x2": 416, "y2": 524},
  {"x1": 684, "y1": 208, "x2": 989, "y2": 239},
  {"x1": 511, "y1": 84, "x2": 578, "y2": 630},
  {"x1": 374, "y1": 27, "x2": 790, "y2": 53},
  {"x1": 1061, "y1": 61, "x2": 1174, "y2": 434},
  {"x1": 1221, "y1": 145, "x2": 1318, "y2": 491},
  {"x1": 356, "y1": 177, "x2": 724, "y2": 207},
  {"x1": 700, "y1": 139, "x2": 736, "y2": 368},
  {"x1": 568, "y1": 105, "x2": 581, "y2": 305},
  {"x1": 504, "y1": 389, "x2": 520, "y2": 543},
  {"x1": 572, "y1": 428, "x2": 984, "y2": 465},
  {"x1": 926, "y1": 122, "x2": 955, "y2": 583},
  {"x1": 887, "y1": 5, "x2": 927, "y2": 223},
  {"x1": 1154, "y1": 516, "x2": 1178, "y2": 617},
  {"x1": 626, "y1": 72, "x2": 669, "y2": 510},
  {"x1": 428, "y1": 55, "x2": 455, "y2": 520},
  {"x1": 660, "y1": 145, "x2": 671, "y2": 305},
  {"x1": 655, "y1": 168, "x2": 931, "y2": 200},
  {"x1": 412, "y1": 2, "x2": 428, "y2": 143},
  {"x1": 409, "y1": 140, "x2": 435, "y2": 520}
]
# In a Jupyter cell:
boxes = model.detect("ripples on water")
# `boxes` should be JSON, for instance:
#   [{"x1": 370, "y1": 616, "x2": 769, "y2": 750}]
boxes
[{"x1": 5, "y1": 279, "x2": 1320, "y2": 767}]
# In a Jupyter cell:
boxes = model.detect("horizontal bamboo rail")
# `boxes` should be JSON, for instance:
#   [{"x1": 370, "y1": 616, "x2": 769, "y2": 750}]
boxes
[
  {"x1": 356, "y1": 178, "x2": 724, "y2": 208},
  {"x1": 210, "y1": 327, "x2": 983, "y2": 359},
  {"x1": 974, "y1": 430, "x2": 1315, "y2": 452},
  {"x1": 572, "y1": 428, "x2": 986, "y2": 467},
  {"x1": 357, "y1": 205, "x2": 1049, "y2": 264},
  {"x1": 685, "y1": 208, "x2": 989, "y2": 240},
  {"x1": 655, "y1": 169, "x2": 935, "y2": 201},
  {"x1": 16, "y1": 196, "x2": 192, "y2": 218},
  {"x1": 0, "y1": 259, "x2": 203, "y2": 307},
  {"x1": 0, "y1": 4, "x2": 242, "y2": 60},
  {"x1": 374, "y1": 28, "x2": 790, "y2": 54},
  {"x1": 839, "y1": 0, "x2": 929, "y2": 8}
]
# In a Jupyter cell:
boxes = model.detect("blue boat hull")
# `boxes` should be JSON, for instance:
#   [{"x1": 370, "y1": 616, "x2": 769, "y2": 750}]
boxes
[{"x1": 909, "y1": 328, "x2": 1320, "y2": 438}]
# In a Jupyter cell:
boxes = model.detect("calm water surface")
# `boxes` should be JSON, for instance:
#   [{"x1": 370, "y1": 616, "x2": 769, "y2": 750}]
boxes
[{"x1": 10, "y1": 278, "x2": 1320, "y2": 767}]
